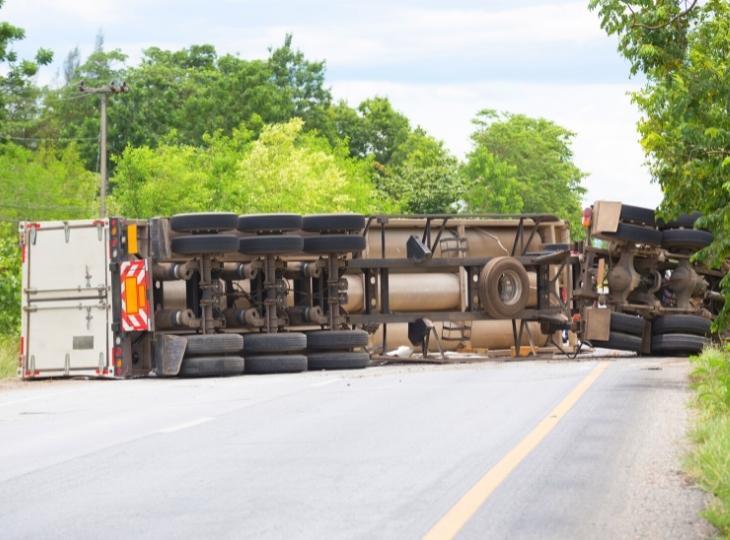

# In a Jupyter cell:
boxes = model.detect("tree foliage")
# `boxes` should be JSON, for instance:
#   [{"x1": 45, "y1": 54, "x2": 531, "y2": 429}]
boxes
[
  {"x1": 382, "y1": 130, "x2": 464, "y2": 214},
  {"x1": 462, "y1": 146, "x2": 523, "y2": 213},
  {"x1": 110, "y1": 119, "x2": 390, "y2": 217},
  {"x1": 463, "y1": 110, "x2": 586, "y2": 229},
  {"x1": 0, "y1": 0, "x2": 52, "y2": 137}
]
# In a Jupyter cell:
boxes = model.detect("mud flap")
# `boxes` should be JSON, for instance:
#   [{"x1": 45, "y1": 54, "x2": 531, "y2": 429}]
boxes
[
  {"x1": 591, "y1": 201, "x2": 621, "y2": 235},
  {"x1": 584, "y1": 307, "x2": 610, "y2": 341},
  {"x1": 154, "y1": 334, "x2": 187, "y2": 376}
]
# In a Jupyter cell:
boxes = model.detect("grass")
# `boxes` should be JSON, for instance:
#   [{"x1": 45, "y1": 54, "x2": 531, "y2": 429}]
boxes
[
  {"x1": 688, "y1": 346, "x2": 730, "y2": 536},
  {"x1": 0, "y1": 335, "x2": 19, "y2": 379}
]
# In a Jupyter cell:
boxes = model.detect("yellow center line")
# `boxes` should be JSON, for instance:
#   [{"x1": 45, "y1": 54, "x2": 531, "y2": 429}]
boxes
[{"x1": 423, "y1": 361, "x2": 611, "y2": 540}]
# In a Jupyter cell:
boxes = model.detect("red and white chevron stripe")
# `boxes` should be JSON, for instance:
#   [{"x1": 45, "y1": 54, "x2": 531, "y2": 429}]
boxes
[{"x1": 120, "y1": 260, "x2": 150, "y2": 332}]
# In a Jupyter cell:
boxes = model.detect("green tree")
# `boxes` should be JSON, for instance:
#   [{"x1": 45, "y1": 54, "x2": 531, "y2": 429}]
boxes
[
  {"x1": 0, "y1": 0, "x2": 53, "y2": 138},
  {"x1": 464, "y1": 110, "x2": 586, "y2": 228},
  {"x1": 462, "y1": 146, "x2": 523, "y2": 213},
  {"x1": 267, "y1": 33, "x2": 332, "y2": 131},
  {"x1": 589, "y1": 0, "x2": 730, "y2": 320},
  {"x1": 384, "y1": 130, "x2": 464, "y2": 213},
  {"x1": 349, "y1": 97, "x2": 411, "y2": 165},
  {"x1": 0, "y1": 223, "x2": 20, "y2": 335},
  {"x1": 110, "y1": 119, "x2": 391, "y2": 217}
]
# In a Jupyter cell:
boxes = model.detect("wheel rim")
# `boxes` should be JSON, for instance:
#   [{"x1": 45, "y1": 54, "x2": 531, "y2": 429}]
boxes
[{"x1": 497, "y1": 269, "x2": 523, "y2": 306}]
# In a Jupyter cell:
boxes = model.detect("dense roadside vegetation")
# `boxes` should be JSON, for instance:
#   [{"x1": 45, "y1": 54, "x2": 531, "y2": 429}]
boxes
[
  {"x1": 688, "y1": 348, "x2": 730, "y2": 535},
  {"x1": 0, "y1": 336, "x2": 17, "y2": 379}
]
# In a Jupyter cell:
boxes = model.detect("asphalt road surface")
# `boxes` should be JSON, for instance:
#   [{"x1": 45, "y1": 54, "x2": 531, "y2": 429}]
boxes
[{"x1": 0, "y1": 357, "x2": 712, "y2": 539}]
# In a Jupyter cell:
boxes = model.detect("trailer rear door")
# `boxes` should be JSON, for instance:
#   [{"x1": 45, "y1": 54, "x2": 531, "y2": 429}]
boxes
[{"x1": 20, "y1": 220, "x2": 112, "y2": 378}]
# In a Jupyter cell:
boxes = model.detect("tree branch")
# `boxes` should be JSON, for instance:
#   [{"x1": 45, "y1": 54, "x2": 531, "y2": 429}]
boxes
[{"x1": 625, "y1": 0, "x2": 698, "y2": 31}]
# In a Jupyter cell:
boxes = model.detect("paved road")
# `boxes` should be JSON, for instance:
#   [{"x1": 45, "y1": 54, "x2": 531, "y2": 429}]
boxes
[{"x1": 0, "y1": 357, "x2": 712, "y2": 539}]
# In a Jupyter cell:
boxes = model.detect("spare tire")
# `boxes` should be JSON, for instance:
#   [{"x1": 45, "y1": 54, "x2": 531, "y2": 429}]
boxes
[
  {"x1": 620, "y1": 205, "x2": 655, "y2": 227},
  {"x1": 243, "y1": 332, "x2": 307, "y2": 354},
  {"x1": 179, "y1": 355, "x2": 245, "y2": 377},
  {"x1": 652, "y1": 315, "x2": 711, "y2": 336},
  {"x1": 302, "y1": 235, "x2": 366, "y2": 254},
  {"x1": 306, "y1": 330, "x2": 369, "y2": 351},
  {"x1": 302, "y1": 214, "x2": 366, "y2": 233},
  {"x1": 239, "y1": 235, "x2": 303, "y2": 255},
  {"x1": 185, "y1": 334, "x2": 243, "y2": 356},
  {"x1": 479, "y1": 257, "x2": 530, "y2": 319},
  {"x1": 245, "y1": 354, "x2": 307, "y2": 374},
  {"x1": 603, "y1": 223, "x2": 662, "y2": 246},
  {"x1": 657, "y1": 212, "x2": 703, "y2": 230},
  {"x1": 588, "y1": 331, "x2": 642, "y2": 352},
  {"x1": 237, "y1": 214, "x2": 302, "y2": 233},
  {"x1": 308, "y1": 351, "x2": 370, "y2": 370},
  {"x1": 661, "y1": 229, "x2": 713, "y2": 252},
  {"x1": 171, "y1": 234, "x2": 239, "y2": 255},
  {"x1": 169, "y1": 213, "x2": 238, "y2": 233},
  {"x1": 651, "y1": 333, "x2": 708, "y2": 355},
  {"x1": 610, "y1": 313, "x2": 645, "y2": 336}
]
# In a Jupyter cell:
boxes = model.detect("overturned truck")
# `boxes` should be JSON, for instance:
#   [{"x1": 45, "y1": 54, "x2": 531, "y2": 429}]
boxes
[{"x1": 17, "y1": 201, "x2": 723, "y2": 379}]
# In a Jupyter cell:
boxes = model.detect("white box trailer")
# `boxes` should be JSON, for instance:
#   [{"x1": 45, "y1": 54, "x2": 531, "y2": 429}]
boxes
[{"x1": 19, "y1": 218, "x2": 153, "y2": 379}]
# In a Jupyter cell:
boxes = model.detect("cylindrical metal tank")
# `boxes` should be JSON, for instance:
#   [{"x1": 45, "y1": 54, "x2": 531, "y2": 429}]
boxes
[
  {"x1": 365, "y1": 225, "x2": 542, "y2": 258},
  {"x1": 342, "y1": 272, "x2": 540, "y2": 313},
  {"x1": 370, "y1": 320, "x2": 548, "y2": 352}
]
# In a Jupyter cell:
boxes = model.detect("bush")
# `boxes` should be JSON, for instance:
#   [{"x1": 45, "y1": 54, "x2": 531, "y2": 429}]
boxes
[
  {"x1": 0, "y1": 335, "x2": 18, "y2": 378},
  {"x1": 688, "y1": 347, "x2": 730, "y2": 534}
]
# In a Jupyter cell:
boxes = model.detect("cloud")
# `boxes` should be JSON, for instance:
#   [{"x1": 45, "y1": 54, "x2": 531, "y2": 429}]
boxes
[
  {"x1": 213, "y1": 2, "x2": 607, "y2": 68},
  {"x1": 3, "y1": 0, "x2": 127, "y2": 24},
  {"x1": 330, "y1": 79, "x2": 662, "y2": 208}
]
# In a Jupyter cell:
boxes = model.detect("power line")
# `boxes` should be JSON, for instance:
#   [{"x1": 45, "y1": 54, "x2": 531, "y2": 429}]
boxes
[
  {"x1": 0, "y1": 202, "x2": 91, "y2": 211},
  {"x1": 0, "y1": 134, "x2": 98, "y2": 142}
]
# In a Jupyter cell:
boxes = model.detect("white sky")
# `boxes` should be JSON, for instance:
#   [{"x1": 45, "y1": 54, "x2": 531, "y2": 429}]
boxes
[{"x1": 3, "y1": 0, "x2": 663, "y2": 208}]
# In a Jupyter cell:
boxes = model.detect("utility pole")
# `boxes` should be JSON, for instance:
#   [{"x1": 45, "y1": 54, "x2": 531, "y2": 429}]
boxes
[{"x1": 79, "y1": 81, "x2": 129, "y2": 218}]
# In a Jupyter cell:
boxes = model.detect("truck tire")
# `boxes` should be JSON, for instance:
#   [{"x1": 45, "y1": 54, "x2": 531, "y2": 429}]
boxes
[
  {"x1": 604, "y1": 223, "x2": 662, "y2": 246},
  {"x1": 657, "y1": 211, "x2": 702, "y2": 230},
  {"x1": 243, "y1": 332, "x2": 307, "y2": 354},
  {"x1": 239, "y1": 235, "x2": 303, "y2": 255},
  {"x1": 651, "y1": 333, "x2": 708, "y2": 355},
  {"x1": 179, "y1": 355, "x2": 245, "y2": 377},
  {"x1": 237, "y1": 214, "x2": 302, "y2": 233},
  {"x1": 479, "y1": 257, "x2": 530, "y2": 319},
  {"x1": 302, "y1": 235, "x2": 366, "y2": 254},
  {"x1": 302, "y1": 214, "x2": 366, "y2": 233},
  {"x1": 308, "y1": 351, "x2": 370, "y2": 370},
  {"x1": 652, "y1": 315, "x2": 711, "y2": 336},
  {"x1": 610, "y1": 312, "x2": 645, "y2": 336},
  {"x1": 620, "y1": 204, "x2": 655, "y2": 227},
  {"x1": 589, "y1": 331, "x2": 642, "y2": 352},
  {"x1": 661, "y1": 229, "x2": 713, "y2": 252},
  {"x1": 185, "y1": 334, "x2": 244, "y2": 356},
  {"x1": 171, "y1": 234, "x2": 239, "y2": 255},
  {"x1": 169, "y1": 212, "x2": 238, "y2": 233},
  {"x1": 306, "y1": 330, "x2": 369, "y2": 351},
  {"x1": 245, "y1": 354, "x2": 307, "y2": 374}
]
